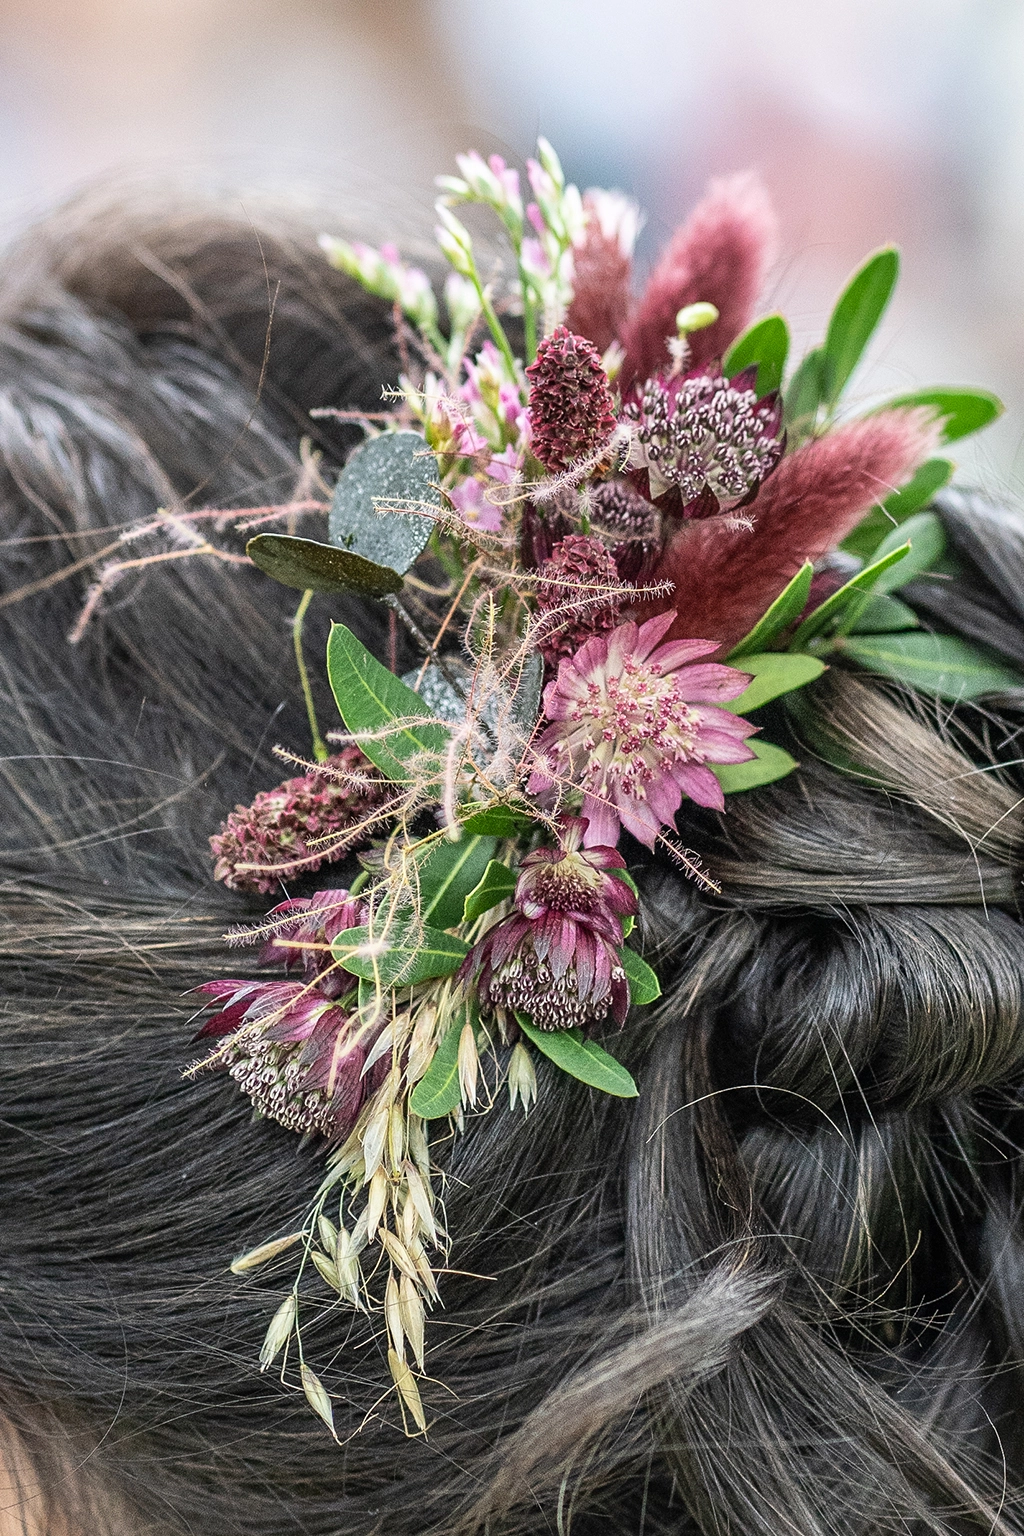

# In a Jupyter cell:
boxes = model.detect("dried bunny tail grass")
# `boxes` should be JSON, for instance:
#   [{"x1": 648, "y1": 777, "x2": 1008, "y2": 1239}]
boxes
[
  {"x1": 619, "y1": 172, "x2": 778, "y2": 392},
  {"x1": 648, "y1": 406, "x2": 943, "y2": 652}
]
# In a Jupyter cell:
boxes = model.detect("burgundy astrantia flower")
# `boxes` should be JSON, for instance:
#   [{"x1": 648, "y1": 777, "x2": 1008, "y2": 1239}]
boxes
[
  {"x1": 460, "y1": 818, "x2": 637, "y2": 1033},
  {"x1": 526, "y1": 326, "x2": 616, "y2": 473},
  {"x1": 622, "y1": 366, "x2": 783, "y2": 515},
  {"x1": 534, "y1": 533, "x2": 625, "y2": 666},
  {"x1": 528, "y1": 611, "x2": 757, "y2": 848},
  {"x1": 192, "y1": 888, "x2": 371, "y2": 1138}
]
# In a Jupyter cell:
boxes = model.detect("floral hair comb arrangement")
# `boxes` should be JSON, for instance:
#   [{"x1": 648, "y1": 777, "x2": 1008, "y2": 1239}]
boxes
[{"x1": 190, "y1": 139, "x2": 1015, "y2": 1437}]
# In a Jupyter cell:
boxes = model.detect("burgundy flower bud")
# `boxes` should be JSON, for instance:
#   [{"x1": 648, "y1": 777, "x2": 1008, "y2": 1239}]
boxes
[
  {"x1": 534, "y1": 533, "x2": 624, "y2": 666},
  {"x1": 526, "y1": 326, "x2": 617, "y2": 473},
  {"x1": 589, "y1": 479, "x2": 662, "y2": 584}
]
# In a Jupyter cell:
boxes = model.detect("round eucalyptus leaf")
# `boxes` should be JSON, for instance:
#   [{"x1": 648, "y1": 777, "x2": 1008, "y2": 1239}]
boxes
[
  {"x1": 329, "y1": 430, "x2": 438, "y2": 574},
  {"x1": 246, "y1": 533, "x2": 403, "y2": 598}
]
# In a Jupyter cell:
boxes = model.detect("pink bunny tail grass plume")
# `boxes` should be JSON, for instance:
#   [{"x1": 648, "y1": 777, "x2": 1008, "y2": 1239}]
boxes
[
  {"x1": 648, "y1": 407, "x2": 943, "y2": 654},
  {"x1": 565, "y1": 191, "x2": 638, "y2": 355},
  {"x1": 619, "y1": 173, "x2": 778, "y2": 393}
]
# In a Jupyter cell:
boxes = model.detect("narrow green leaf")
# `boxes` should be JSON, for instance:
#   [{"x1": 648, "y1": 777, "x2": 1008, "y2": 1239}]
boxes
[
  {"x1": 790, "y1": 544, "x2": 910, "y2": 649},
  {"x1": 841, "y1": 457, "x2": 953, "y2": 560},
  {"x1": 877, "y1": 388, "x2": 1003, "y2": 443},
  {"x1": 332, "y1": 918, "x2": 469, "y2": 987},
  {"x1": 460, "y1": 805, "x2": 536, "y2": 837},
  {"x1": 463, "y1": 859, "x2": 518, "y2": 923},
  {"x1": 328, "y1": 430, "x2": 438, "y2": 573},
  {"x1": 327, "y1": 623, "x2": 449, "y2": 785},
  {"x1": 838, "y1": 632, "x2": 1024, "y2": 701},
  {"x1": 871, "y1": 511, "x2": 946, "y2": 593},
  {"x1": 723, "y1": 652, "x2": 826, "y2": 714},
  {"x1": 821, "y1": 247, "x2": 899, "y2": 404},
  {"x1": 619, "y1": 946, "x2": 661, "y2": 1005},
  {"x1": 409, "y1": 1022, "x2": 464, "y2": 1118},
  {"x1": 416, "y1": 834, "x2": 497, "y2": 930},
  {"x1": 517, "y1": 1017, "x2": 638, "y2": 1099},
  {"x1": 728, "y1": 563, "x2": 814, "y2": 658},
  {"x1": 847, "y1": 594, "x2": 919, "y2": 633},
  {"x1": 712, "y1": 739, "x2": 800, "y2": 793},
  {"x1": 784, "y1": 348, "x2": 825, "y2": 429},
  {"x1": 247, "y1": 534, "x2": 403, "y2": 598},
  {"x1": 723, "y1": 314, "x2": 790, "y2": 396}
]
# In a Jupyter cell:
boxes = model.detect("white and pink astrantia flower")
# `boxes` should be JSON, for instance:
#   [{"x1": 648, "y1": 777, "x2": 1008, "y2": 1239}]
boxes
[{"x1": 528, "y1": 610, "x2": 757, "y2": 848}]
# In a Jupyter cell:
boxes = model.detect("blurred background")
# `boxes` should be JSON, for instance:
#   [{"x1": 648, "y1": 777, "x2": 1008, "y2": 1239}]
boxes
[{"x1": 0, "y1": 0, "x2": 1020, "y2": 486}]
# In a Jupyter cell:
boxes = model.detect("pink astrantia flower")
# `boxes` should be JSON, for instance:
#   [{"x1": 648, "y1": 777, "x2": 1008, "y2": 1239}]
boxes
[
  {"x1": 528, "y1": 611, "x2": 757, "y2": 848},
  {"x1": 460, "y1": 817, "x2": 636, "y2": 1033}
]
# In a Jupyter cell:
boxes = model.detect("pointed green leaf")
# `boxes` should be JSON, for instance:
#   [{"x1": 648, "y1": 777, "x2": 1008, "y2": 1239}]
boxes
[
  {"x1": 822, "y1": 247, "x2": 899, "y2": 404},
  {"x1": 871, "y1": 510, "x2": 946, "y2": 592},
  {"x1": 876, "y1": 388, "x2": 1002, "y2": 443},
  {"x1": 247, "y1": 534, "x2": 403, "y2": 598},
  {"x1": 784, "y1": 348, "x2": 825, "y2": 429},
  {"x1": 728, "y1": 563, "x2": 814, "y2": 658},
  {"x1": 327, "y1": 623, "x2": 449, "y2": 785},
  {"x1": 723, "y1": 652, "x2": 826, "y2": 714},
  {"x1": 724, "y1": 313, "x2": 790, "y2": 397},
  {"x1": 332, "y1": 918, "x2": 469, "y2": 987},
  {"x1": 416, "y1": 834, "x2": 497, "y2": 929},
  {"x1": 841, "y1": 457, "x2": 953, "y2": 560},
  {"x1": 619, "y1": 946, "x2": 661, "y2": 1005},
  {"x1": 838, "y1": 632, "x2": 1024, "y2": 701},
  {"x1": 409, "y1": 1022, "x2": 464, "y2": 1118},
  {"x1": 790, "y1": 544, "x2": 910, "y2": 649},
  {"x1": 847, "y1": 594, "x2": 919, "y2": 633},
  {"x1": 329, "y1": 430, "x2": 438, "y2": 573},
  {"x1": 517, "y1": 1017, "x2": 638, "y2": 1099},
  {"x1": 463, "y1": 859, "x2": 518, "y2": 923},
  {"x1": 459, "y1": 805, "x2": 536, "y2": 837},
  {"x1": 712, "y1": 739, "x2": 800, "y2": 793}
]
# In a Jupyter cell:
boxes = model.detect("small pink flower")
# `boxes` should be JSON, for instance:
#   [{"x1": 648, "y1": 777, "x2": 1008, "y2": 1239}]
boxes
[
  {"x1": 528, "y1": 611, "x2": 756, "y2": 848},
  {"x1": 448, "y1": 474, "x2": 505, "y2": 532}
]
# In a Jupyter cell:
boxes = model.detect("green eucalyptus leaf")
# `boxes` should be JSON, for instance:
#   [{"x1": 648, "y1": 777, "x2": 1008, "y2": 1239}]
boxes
[
  {"x1": 724, "y1": 314, "x2": 790, "y2": 396},
  {"x1": 790, "y1": 544, "x2": 910, "y2": 649},
  {"x1": 871, "y1": 511, "x2": 946, "y2": 592},
  {"x1": 724, "y1": 652, "x2": 826, "y2": 714},
  {"x1": 329, "y1": 431, "x2": 438, "y2": 573},
  {"x1": 332, "y1": 917, "x2": 469, "y2": 987},
  {"x1": 784, "y1": 348, "x2": 825, "y2": 429},
  {"x1": 877, "y1": 388, "x2": 1002, "y2": 443},
  {"x1": 246, "y1": 534, "x2": 403, "y2": 598},
  {"x1": 822, "y1": 247, "x2": 899, "y2": 404},
  {"x1": 712, "y1": 739, "x2": 800, "y2": 793},
  {"x1": 728, "y1": 563, "x2": 814, "y2": 658},
  {"x1": 460, "y1": 805, "x2": 536, "y2": 837},
  {"x1": 837, "y1": 632, "x2": 1024, "y2": 701},
  {"x1": 416, "y1": 834, "x2": 498, "y2": 929},
  {"x1": 327, "y1": 623, "x2": 449, "y2": 785},
  {"x1": 409, "y1": 1022, "x2": 464, "y2": 1119},
  {"x1": 847, "y1": 594, "x2": 919, "y2": 633},
  {"x1": 463, "y1": 859, "x2": 518, "y2": 923},
  {"x1": 509, "y1": 650, "x2": 544, "y2": 733},
  {"x1": 619, "y1": 946, "x2": 661, "y2": 1005},
  {"x1": 841, "y1": 457, "x2": 953, "y2": 560},
  {"x1": 517, "y1": 1017, "x2": 638, "y2": 1098}
]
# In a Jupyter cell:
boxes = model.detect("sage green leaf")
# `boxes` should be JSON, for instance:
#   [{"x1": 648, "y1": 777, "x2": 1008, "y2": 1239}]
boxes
[
  {"x1": 517, "y1": 1017, "x2": 638, "y2": 1099},
  {"x1": 460, "y1": 805, "x2": 535, "y2": 837},
  {"x1": 327, "y1": 623, "x2": 449, "y2": 784},
  {"x1": 784, "y1": 348, "x2": 825, "y2": 429},
  {"x1": 246, "y1": 534, "x2": 403, "y2": 598},
  {"x1": 329, "y1": 430, "x2": 438, "y2": 573},
  {"x1": 848, "y1": 594, "x2": 919, "y2": 633},
  {"x1": 790, "y1": 544, "x2": 910, "y2": 649},
  {"x1": 841, "y1": 458, "x2": 953, "y2": 560},
  {"x1": 871, "y1": 511, "x2": 946, "y2": 592},
  {"x1": 510, "y1": 650, "x2": 544, "y2": 733},
  {"x1": 728, "y1": 563, "x2": 814, "y2": 658},
  {"x1": 723, "y1": 652, "x2": 826, "y2": 714},
  {"x1": 332, "y1": 918, "x2": 469, "y2": 987},
  {"x1": 409, "y1": 1022, "x2": 463, "y2": 1118},
  {"x1": 877, "y1": 387, "x2": 1002, "y2": 443},
  {"x1": 712, "y1": 739, "x2": 800, "y2": 793},
  {"x1": 415, "y1": 834, "x2": 497, "y2": 929},
  {"x1": 463, "y1": 859, "x2": 518, "y2": 923},
  {"x1": 838, "y1": 632, "x2": 1024, "y2": 700},
  {"x1": 822, "y1": 247, "x2": 899, "y2": 404},
  {"x1": 619, "y1": 946, "x2": 661, "y2": 1005},
  {"x1": 724, "y1": 313, "x2": 790, "y2": 396}
]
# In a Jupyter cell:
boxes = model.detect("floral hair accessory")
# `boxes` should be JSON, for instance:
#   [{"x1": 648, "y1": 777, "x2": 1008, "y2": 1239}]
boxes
[{"x1": 186, "y1": 137, "x2": 1013, "y2": 1436}]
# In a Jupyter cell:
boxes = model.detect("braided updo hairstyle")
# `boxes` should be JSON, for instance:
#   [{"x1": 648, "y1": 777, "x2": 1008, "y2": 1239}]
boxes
[{"x1": 1, "y1": 193, "x2": 1024, "y2": 1536}]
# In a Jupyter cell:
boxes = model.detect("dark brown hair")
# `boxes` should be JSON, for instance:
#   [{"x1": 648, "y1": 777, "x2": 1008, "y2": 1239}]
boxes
[{"x1": 2, "y1": 192, "x2": 1024, "y2": 1536}]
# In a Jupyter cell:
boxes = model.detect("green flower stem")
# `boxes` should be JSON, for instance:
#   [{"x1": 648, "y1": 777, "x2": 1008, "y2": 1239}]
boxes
[
  {"x1": 293, "y1": 589, "x2": 329, "y2": 763},
  {"x1": 469, "y1": 271, "x2": 519, "y2": 380}
]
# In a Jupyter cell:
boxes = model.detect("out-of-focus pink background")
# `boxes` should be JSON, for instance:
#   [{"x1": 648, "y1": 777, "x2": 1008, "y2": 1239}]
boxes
[{"x1": 1, "y1": 0, "x2": 1019, "y2": 486}]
